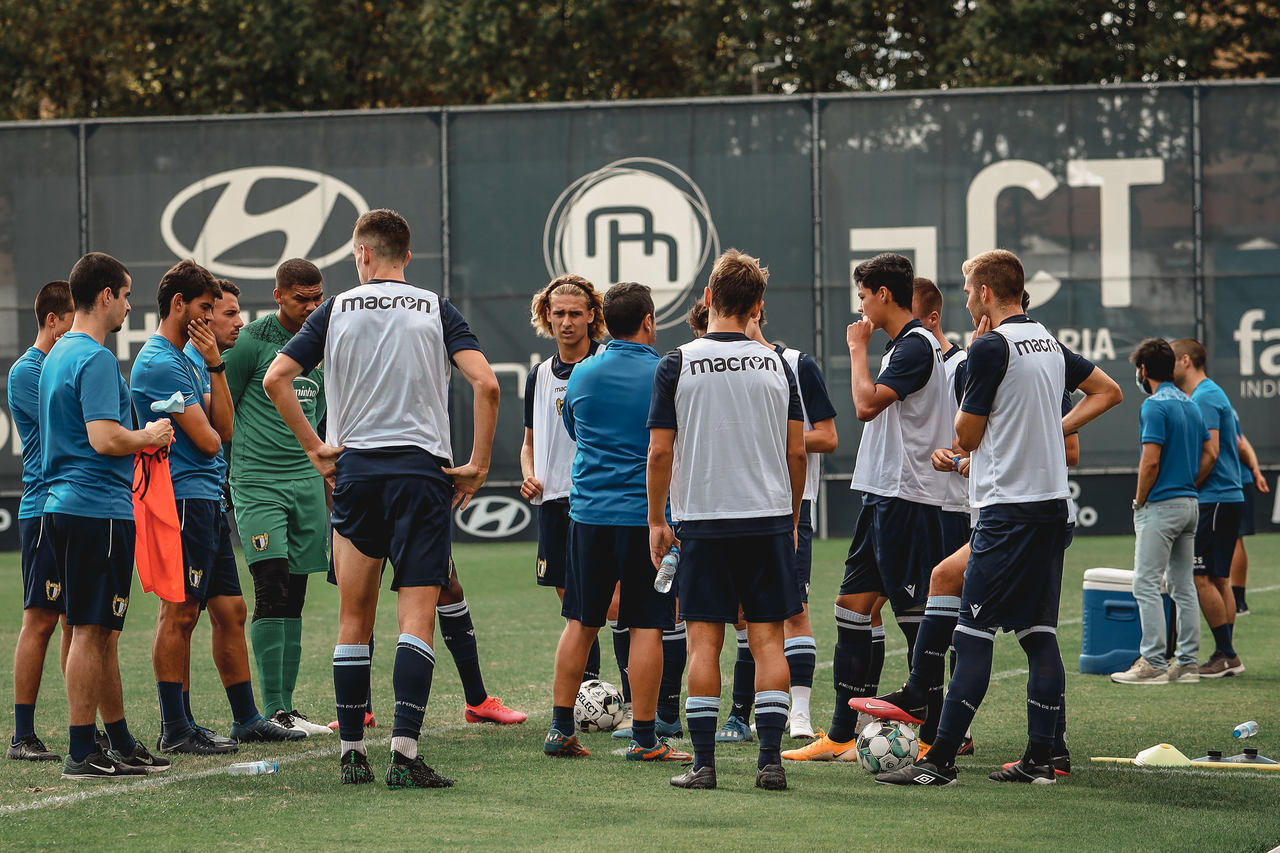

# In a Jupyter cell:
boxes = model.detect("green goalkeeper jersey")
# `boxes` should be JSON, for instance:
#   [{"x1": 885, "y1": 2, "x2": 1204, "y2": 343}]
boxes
[{"x1": 224, "y1": 313, "x2": 326, "y2": 483}]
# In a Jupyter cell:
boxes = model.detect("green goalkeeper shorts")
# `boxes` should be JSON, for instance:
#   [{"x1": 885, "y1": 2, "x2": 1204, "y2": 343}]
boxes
[{"x1": 230, "y1": 476, "x2": 329, "y2": 574}]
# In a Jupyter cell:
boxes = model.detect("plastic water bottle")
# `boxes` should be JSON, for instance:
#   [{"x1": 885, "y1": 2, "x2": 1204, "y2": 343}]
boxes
[
  {"x1": 1232, "y1": 721, "x2": 1259, "y2": 739},
  {"x1": 654, "y1": 546, "x2": 679, "y2": 594},
  {"x1": 228, "y1": 760, "x2": 279, "y2": 776}
]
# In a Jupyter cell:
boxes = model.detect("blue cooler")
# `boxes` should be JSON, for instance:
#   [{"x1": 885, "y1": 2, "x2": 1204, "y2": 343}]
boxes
[{"x1": 1079, "y1": 568, "x2": 1173, "y2": 674}]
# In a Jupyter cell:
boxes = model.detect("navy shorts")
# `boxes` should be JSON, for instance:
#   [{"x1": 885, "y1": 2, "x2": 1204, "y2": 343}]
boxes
[
  {"x1": 47, "y1": 513, "x2": 135, "y2": 631},
  {"x1": 793, "y1": 500, "x2": 813, "y2": 603},
  {"x1": 536, "y1": 499, "x2": 570, "y2": 588},
  {"x1": 839, "y1": 496, "x2": 944, "y2": 612},
  {"x1": 20, "y1": 516, "x2": 63, "y2": 613},
  {"x1": 1194, "y1": 501, "x2": 1242, "y2": 579},
  {"x1": 331, "y1": 475, "x2": 452, "y2": 589},
  {"x1": 1238, "y1": 485, "x2": 1256, "y2": 537},
  {"x1": 177, "y1": 499, "x2": 242, "y2": 604},
  {"x1": 562, "y1": 522, "x2": 675, "y2": 630},
  {"x1": 942, "y1": 510, "x2": 972, "y2": 556},
  {"x1": 678, "y1": 532, "x2": 802, "y2": 624},
  {"x1": 959, "y1": 502, "x2": 1068, "y2": 631}
]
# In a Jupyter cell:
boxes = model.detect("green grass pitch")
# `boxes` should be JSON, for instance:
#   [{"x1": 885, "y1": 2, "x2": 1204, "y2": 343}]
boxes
[{"x1": 1, "y1": 535, "x2": 1278, "y2": 851}]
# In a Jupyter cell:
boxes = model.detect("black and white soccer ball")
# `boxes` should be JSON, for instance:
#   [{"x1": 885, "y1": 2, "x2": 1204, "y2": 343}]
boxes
[
  {"x1": 856, "y1": 720, "x2": 918, "y2": 773},
  {"x1": 574, "y1": 679, "x2": 625, "y2": 732}
]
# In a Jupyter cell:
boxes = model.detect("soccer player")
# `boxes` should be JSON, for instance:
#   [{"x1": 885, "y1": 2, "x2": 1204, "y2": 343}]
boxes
[
  {"x1": 783, "y1": 253, "x2": 952, "y2": 764},
  {"x1": 264, "y1": 208, "x2": 499, "y2": 788},
  {"x1": 1110, "y1": 338, "x2": 1210, "y2": 685},
  {"x1": 877, "y1": 249, "x2": 1121, "y2": 787},
  {"x1": 41, "y1": 252, "x2": 174, "y2": 778},
  {"x1": 7, "y1": 281, "x2": 74, "y2": 761},
  {"x1": 223, "y1": 259, "x2": 332, "y2": 736},
  {"x1": 1230, "y1": 420, "x2": 1269, "y2": 615},
  {"x1": 542, "y1": 282, "x2": 690, "y2": 764},
  {"x1": 648, "y1": 249, "x2": 807, "y2": 791}
]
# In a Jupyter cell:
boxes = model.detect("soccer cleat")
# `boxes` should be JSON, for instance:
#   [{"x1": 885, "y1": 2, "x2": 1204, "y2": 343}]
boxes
[
  {"x1": 231, "y1": 715, "x2": 306, "y2": 743},
  {"x1": 7, "y1": 734, "x2": 60, "y2": 762},
  {"x1": 1002, "y1": 752, "x2": 1070, "y2": 777},
  {"x1": 848, "y1": 688, "x2": 926, "y2": 725},
  {"x1": 756, "y1": 762, "x2": 788, "y2": 790},
  {"x1": 625, "y1": 738, "x2": 692, "y2": 762},
  {"x1": 195, "y1": 724, "x2": 236, "y2": 747},
  {"x1": 327, "y1": 711, "x2": 377, "y2": 731},
  {"x1": 780, "y1": 730, "x2": 858, "y2": 761},
  {"x1": 715, "y1": 715, "x2": 754, "y2": 743},
  {"x1": 615, "y1": 716, "x2": 683, "y2": 740},
  {"x1": 465, "y1": 697, "x2": 528, "y2": 725},
  {"x1": 158, "y1": 727, "x2": 240, "y2": 755},
  {"x1": 1110, "y1": 658, "x2": 1168, "y2": 684},
  {"x1": 283, "y1": 710, "x2": 333, "y2": 735},
  {"x1": 340, "y1": 749, "x2": 375, "y2": 785},
  {"x1": 543, "y1": 730, "x2": 590, "y2": 757},
  {"x1": 386, "y1": 750, "x2": 454, "y2": 789},
  {"x1": 108, "y1": 742, "x2": 171, "y2": 773},
  {"x1": 61, "y1": 748, "x2": 147, "y2": 780},
  {"x1": 670, "y1": 765, "x2": 717, "y2": 789},
  {"x1": 1200, "y1": 652, "x2": 1245, "y2": 678},
  {"x1": 875, "y1": 759, "x2": 958, "y2": 787},
  {"x1": 789, "y1": 710, "x2": 816, "y2": 740},
  {"x1": 956, "y1": 734, "x2": 976, "y2": 756},
  {"x1": 989, "y1": 758, "x2": 1055, "y2": 784},
  {"x1": 95, "y1": 729, "x2": 110, "y2": 752}
]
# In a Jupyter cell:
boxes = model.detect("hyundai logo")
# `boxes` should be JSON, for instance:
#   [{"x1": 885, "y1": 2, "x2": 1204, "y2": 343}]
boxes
[
  {"x1": 160, "y1": 166, "x2": 369, "y2": 278},
  {"x1": 454, "y1": 496, "x2": 531, "y2": 539}
]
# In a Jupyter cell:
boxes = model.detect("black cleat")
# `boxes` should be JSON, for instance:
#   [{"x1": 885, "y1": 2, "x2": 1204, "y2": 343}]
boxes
[
  {"x1": 875, "y1": 759, "x2": 958, "y2": 787},
  {"x1": 385, "y1": 750, "x2": 454, "y2": 789},
  {"x1": 670, "y1": 764, "x2": 717, "y2": 789},
  {"x1": 230, "y1": 716, "x2": 306, "y2": 743},
  {"x1": 158, "y1": 727, "x2": 239, "y2": 755},
  {"x1": 755, "y1": 762, "x2": 787, "y2": 790},
  {"x1": 194, "y1": 724, "x2": 236, "y2": 747},
  {"x1": 62, "y1": 748, "x2": 147, "y2": 780},
  {"x1": 95, "y1": 729, "x2": 110, "y2": 752},
  {"x1": 109, "y1": 742, "x2": 171, "y2": 773},
  {"x1": 7, "y1": 734, "x2": 60, "y2": 762},
  {"x1": 1052, "y1": 751, "x2": 1071, "y2": 776},
  {"x1": 341, "y1": 749, "x2": 375, "y2": 785},
  {"x1": 989, "y1": 758, "x2": 1055, "y2": 784}
]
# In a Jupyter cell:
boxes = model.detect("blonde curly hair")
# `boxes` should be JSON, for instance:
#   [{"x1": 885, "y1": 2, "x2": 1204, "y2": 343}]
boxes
[{"x1": 529, "y1": 274, "x2": 605, "y2": 341}]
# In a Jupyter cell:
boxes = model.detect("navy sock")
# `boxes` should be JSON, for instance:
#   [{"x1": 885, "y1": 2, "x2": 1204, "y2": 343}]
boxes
[
  {"x1": 754, "y1": 690, "x2": 789, "y2": 769},
  {"x1": 333, "y1": 643, "x2": 371, "y2": 743},
  {"x1": 610, "y1": 621, "x2": 632, "y2": 703},
  {"x1": 438, "y1": 600, "x2": 487, "y2": 707},
  {"x1": 225, "y1": 680, "x2": 259, "y2": 726},
  {"x1": 866, "y1": 625, "x2": 886, "y2": 695},
  {"x1": 730, "y1": 629, "x2": 755, "y2": 719},
  {"x1": 583, "y1": 637, "x2": 601, "y2": 682},
  {"x1": 13, "y1": 704, "x2": 35, "y2": 742},
  {"x1": 932, "y1": 625, "x2": 996, "y2": 766},
  {"x1": 365, "y1": 634, "x2": 375, "y2": 715},
  {"x1": 1210, "y1": 623, "x2": 1235, "y2": 657},
  {"x1": 685, "y1": 696, "x2": 719, "y2": 771},
  {"x1": 907, "y1": 598, "x2": 960, "y2": 743},
  {"x1": 784, "y1": 636, "x2": 817, "y2": 690},
  {"x1": 896, "y1": 611, "x2": 922, "y2": 667},
  {"x1": 392, "y1": 633, "x2": 435, "y2": 740},
  {"x1": 158, "y1": 681, "x2": 193, "y2": 741},
  {"x1": 104, "y1": 717, "x2": 136, "y2": 755},
  {"x1": 1054, "y1": 693, "x2": 1068, "y2": 753},
  {"x1": 632, "y1": 718, "x2": 657, "y2": 749},
  {"x1": 183, "y1": 690, "x2": 195, "y2": 727},
  {"x1": 829, "y1": 605, "x2": 871, "y2": 743},
  {"x1": 68, "y1": 723, "x2": 96, "y2": 762},
  {"x1": 1017, "y1": 627, "x2": 1064, "y2": 749},
  {"x1": 658, "y1": 622, "x2": 687, "y2": 723},
  {"x1": 551, "y1": 705, "x2": 576, "y2": 737}
]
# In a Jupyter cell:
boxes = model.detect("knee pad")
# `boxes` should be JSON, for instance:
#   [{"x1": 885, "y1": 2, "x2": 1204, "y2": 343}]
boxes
[
  {"x1": 284, "y1": 572, "x2": 309, "y2": 619},
  {"x1": 249, "y1": 559, "x2": 290, "y2": 620}
]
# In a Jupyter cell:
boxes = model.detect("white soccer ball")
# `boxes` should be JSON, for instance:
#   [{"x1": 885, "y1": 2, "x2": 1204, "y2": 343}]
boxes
[
  {"x1": 856, "y1": 720, "x2": 919, "y2": 774},
  {"x1": 574, "y1": 679, "x2": 625, "y2": 732}
]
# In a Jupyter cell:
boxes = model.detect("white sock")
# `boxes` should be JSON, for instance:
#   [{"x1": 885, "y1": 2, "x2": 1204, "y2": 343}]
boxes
[
  {"x1": 790, "y1": 686, "x2": 812, "y2": 717},
  {"x1": 341, "y1": 739, "x2": 366, "y2": 756},
  {"x1": 391, "y1": 735, "x2": 418, "y2": 760}
]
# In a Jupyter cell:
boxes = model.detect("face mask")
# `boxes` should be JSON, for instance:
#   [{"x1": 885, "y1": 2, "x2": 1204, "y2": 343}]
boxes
[{"x1": 1135, "y1": 368, "x2": 1152, "y2": 396}]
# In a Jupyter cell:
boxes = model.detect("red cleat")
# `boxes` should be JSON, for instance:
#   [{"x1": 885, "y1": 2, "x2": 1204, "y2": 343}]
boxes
[
  {"x1": 847, "y1": 697, "x2": 925, "y2": 726},
  {"x1": 327, "y1": 712, "x2": 377, "y2": 731},
  {"x1": 465, "y1": 697, "x2": 528, "y2": 725}
]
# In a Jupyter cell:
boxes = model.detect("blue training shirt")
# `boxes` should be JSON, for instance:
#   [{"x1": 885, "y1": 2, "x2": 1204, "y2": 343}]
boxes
[
  {"x1": 1140, "y1": 381, "x2": 1209, "y2": 503},
  {"x1": 1189, "y1": 378, "x2": 1243, "y2": 504},
  {"x1": 8, "y1": 347, "x2": 48, "y2": 518},
  {"x1": 39, "y1": 332, "x2": 134, "y2": 520},
  {"x1": 184, "y1": 340, "x2": 227, "y2": 487},
  {"x1": 561, "y1": 339, "x2": 658, "y2": 527}
]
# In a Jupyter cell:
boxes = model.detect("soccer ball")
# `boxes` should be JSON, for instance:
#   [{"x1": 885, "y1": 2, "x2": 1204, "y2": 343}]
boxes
[
  {"x1": 856, "y1": 720, "x2": 918, "y2": 773},
  {"x1": 574, "y1": 679, "x2": 625, "y2": 732}
]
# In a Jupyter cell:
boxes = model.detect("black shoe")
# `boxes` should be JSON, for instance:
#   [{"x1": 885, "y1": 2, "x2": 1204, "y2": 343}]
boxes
[
  {"x1": 956, "y1": 735, "x2": 976, "y2": 756},
  {"x1": 7, "y1": 734, "x2": 60, "y2": 762},
  {"x1": 385, "y1": 750, "x2": 454, "y2": 789},
  {"x1": 95, "y1": 729, "x2": 110, "y2": 752},
  {"x1": 670, "y1": 764, "x2": 717, "y2": 789},
  {"x1": 875, "y1": 759, "x2": 958, "y2": 787},
  {"x1": 989, "y1": 758, "x2": 1055, "y2": 784},
  {"x1": 62, "y1": 748, "x2": 146, "y2": 780},
  {"x1": 341, "y1": 749, "x2": 375, "y2": 785},
  {"x1": 1052, "y1": 751, "x2": 1071, "y2": 776},
  {"x1": 109, "y1": 742, "x2": 171, "y2": 773},
  {"x1": 158, "y1": 727, "x2": 240, "y2": 755},
  {"x1": 193, "y1": 724, "x2": 236, "y2": 747},
  {"x1": 755, "y1": 762, "x2": 787, "y2": 790},
  {"x1": 231, "y1": 715, "x2": 307, "y2": 743}
]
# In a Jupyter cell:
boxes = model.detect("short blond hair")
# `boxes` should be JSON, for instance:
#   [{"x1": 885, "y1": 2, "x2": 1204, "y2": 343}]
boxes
[{"x1": 529, "y1": 274, "x2": 605, "y2": 340}]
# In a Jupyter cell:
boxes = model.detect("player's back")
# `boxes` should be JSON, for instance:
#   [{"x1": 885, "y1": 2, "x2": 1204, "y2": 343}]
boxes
[{"x1": 8, "y1": 347, "x2": 48, "y2": 518}]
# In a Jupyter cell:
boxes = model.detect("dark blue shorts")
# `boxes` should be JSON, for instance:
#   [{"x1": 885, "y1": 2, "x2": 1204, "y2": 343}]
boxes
[
  {"x1": 47, "y1": 513, "x2": 135, "y2": 631},
  {"x1": 959, "y1": 502, "x2": 1068, "y2": 631},
  {"x1": 839, "y1": 497, "x2": 944, "y2": 612},
  {"x1": 942, "y1": 510, "x2": 972, "y2": 556},
  {"x1": 562, "y1": 522, "x2": 675, "y2": 630},
  {"x1": 1194, "y1": 501, "x2": 1242, "y2": 578},
  {"x1": 536, "y1": 499, "x2": 570, "y2": 588},
  {"x1": 176, "y1": 499, "x2": 242, "y2": 604},
  {"x1": 21, "y1": 516, "x2": 63, "y2": 613},
  {"x1": 678, "y1": 532, "x2": 802, "y2": 624},
  {"x1": 331, "y1": 475, "x2": 452, "y2": 589},
  {"x1": 1238, "y1": 485, "x2": 1256, "y2": 537},
  {"x1": 794, "y1": 500, "x2": 813, "y2": 603}
]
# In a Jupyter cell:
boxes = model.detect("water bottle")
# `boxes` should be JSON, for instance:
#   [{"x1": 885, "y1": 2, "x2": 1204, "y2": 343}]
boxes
[
  {"x1": 654, "y1": 546, "x2": 679, "y2": 594},
  {"x1": 228, "y1": 760, "x2": 279, "y2": 776},
  {"x1": 1232, "y1": 721, "x2": 1259, "y2": 739}
]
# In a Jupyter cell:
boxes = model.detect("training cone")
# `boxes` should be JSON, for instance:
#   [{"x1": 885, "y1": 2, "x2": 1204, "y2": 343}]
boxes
[{"x1": 1133, "y1": 743, "x2": 1191, "y2": 768}]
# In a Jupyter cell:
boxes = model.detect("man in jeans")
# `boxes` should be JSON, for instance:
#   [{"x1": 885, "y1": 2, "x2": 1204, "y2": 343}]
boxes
[{"x1": 1112, "y1": 339, "x2": 1213, "y2": 686}]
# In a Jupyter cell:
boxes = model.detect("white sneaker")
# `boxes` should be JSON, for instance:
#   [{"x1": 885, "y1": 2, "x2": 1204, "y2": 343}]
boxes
[
  {"x1": 789, "y1": 710, "x2": 816, "y2": 739},
  {"x1": 1110, "y1": 658, "x2": 1168, "y2": 685},
  {"x1": 285, "y1": 709, "x2": 334, "y2": 735},
  {"x1": 615, "y1": 703, "x2": 634, "y2": 733}
]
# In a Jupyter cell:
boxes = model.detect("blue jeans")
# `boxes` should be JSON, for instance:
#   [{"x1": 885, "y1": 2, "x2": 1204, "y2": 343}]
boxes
[{"x1": 1132, "y1": 497, "x2": 1199, "y2": 668}]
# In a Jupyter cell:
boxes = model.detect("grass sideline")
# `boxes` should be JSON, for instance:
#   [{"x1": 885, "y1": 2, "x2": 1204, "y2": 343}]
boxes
[{"x1": 0, "y1": 534, "x2": 1277, "y2": 852}]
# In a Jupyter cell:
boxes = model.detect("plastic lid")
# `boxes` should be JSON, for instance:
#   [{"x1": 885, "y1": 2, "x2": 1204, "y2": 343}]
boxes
[{"x1": 1083, "y1": 567, "x2": 1133, "y2": 585}]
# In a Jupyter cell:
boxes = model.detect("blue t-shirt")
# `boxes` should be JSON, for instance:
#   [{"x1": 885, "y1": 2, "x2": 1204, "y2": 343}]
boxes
[
  {"x1": 8, "y1": 347, "x2": 47, "y2": 518},
  {"x1": 1140, "y1": 381, "x2": 1209, "y2": 503},
  {"x1": 562, "y1": 339, "x2": 658, "y2": 526},
  {"x1": 39, "y1": 332, "x2": 134, "y2": 520},
  {"x1": 876, "y1": 319, "x2": 934, "y2": 400},
  {"x1": 1190, "y1": 378, "x2": 1243, "y2": 504},
  {"x1": 130, "y1": 335, "x2": 222, "y2": 501},
  {"x1": 184, "y1": 341, "x2": 228, "y2": 487}
]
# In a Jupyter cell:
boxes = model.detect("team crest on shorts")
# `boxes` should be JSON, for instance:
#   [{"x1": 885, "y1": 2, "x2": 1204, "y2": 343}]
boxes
[
  {"x1": 536, "y1": 558, "x2": 547, "y2": 578},
  {"x1": 111, "y1": 596, "x2": 129, "y2": 618},
  {"x1": 252, "y1": 533, "x2": 269, "y2": 552},
  {"x1": 45, "y1": 580, "x2": 62, "y2": 601},
  {"x1": 188, "y1": 567, "x2": 204, "y2": 589}
]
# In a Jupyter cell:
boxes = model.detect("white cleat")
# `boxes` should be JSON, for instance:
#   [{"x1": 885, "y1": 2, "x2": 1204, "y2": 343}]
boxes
[
  {"x1": 788, "y1": 710, "x2": 816, "y2": 739},
  {"x1": 277, "y1": 710, "x2": 333, "y2": 736}
]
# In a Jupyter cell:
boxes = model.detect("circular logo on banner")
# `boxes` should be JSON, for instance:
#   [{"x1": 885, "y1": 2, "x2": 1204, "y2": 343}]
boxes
[
  {"x1": 454, "y1": 496, "x2": 532, "y2": 539},
  {"x1": 544, "y1": 158, "x2": 719, "y2": 330},
  {"x1": 161, "y1": 166, "x2": 369, "y2": 278}
]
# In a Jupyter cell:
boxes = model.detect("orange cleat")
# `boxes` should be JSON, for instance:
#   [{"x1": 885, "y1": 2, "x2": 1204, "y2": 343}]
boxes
[
  {"x1": 327, "y1": 712, "x2": 377, "y2": 731},
  {"x1": 780, "y1": 730, "x2": 859, "y2": 762},
  {"x1": 465, "y1": 697, "x2": 528, "y2": 725}
]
